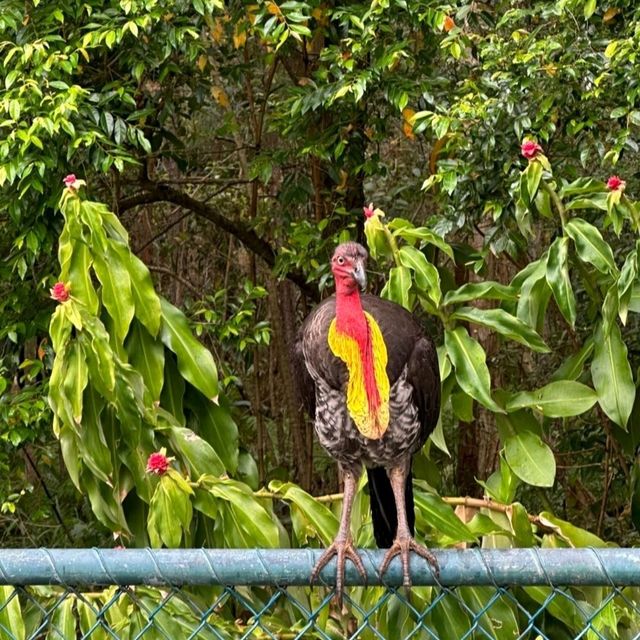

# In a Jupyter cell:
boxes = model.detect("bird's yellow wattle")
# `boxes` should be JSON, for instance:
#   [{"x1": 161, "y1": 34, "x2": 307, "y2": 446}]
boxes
[{"x1": 328, "y1": 312, "x2": 390, "y2": 440}]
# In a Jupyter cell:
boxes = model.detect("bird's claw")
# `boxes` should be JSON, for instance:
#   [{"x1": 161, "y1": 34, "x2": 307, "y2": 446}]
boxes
[
  {"x1": 379, "y1": 537, "x2": 439, "y2": 587},
  {"x1": 310, "y1": 537, "x2": 366, "y2": 604}
]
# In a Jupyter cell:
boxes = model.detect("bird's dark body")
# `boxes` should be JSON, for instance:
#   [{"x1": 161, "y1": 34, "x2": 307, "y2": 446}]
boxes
[{"x1": 293, "y1": 293, "x2": 441, "y2": 547}]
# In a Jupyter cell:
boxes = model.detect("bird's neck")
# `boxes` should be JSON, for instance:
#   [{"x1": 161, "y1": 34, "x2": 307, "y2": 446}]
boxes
[
  {"x1": 335, "y1": 283, "x2": 367, "y2": 336},
  {"x1": 334, "y1": 283, "x2": 383, "y2": 422}
]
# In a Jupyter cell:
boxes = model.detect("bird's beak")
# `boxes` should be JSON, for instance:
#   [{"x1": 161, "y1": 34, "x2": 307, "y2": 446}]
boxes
[{"x1": 352, "y1": 262, "x2": 367, "y2": 292}]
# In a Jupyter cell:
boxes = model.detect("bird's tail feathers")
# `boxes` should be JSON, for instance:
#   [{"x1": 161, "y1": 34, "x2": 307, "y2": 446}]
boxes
[{"x1": 367, "y1": 466, "x2": 415, "y2": 548}]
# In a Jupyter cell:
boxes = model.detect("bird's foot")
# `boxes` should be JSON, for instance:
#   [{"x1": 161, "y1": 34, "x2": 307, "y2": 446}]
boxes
[
  {"x1": 379, "y1": 536, "x2": 439, "y2": 587},
  {"x1": 310, "y1": 537, "x2": 366, "y2": 604}
]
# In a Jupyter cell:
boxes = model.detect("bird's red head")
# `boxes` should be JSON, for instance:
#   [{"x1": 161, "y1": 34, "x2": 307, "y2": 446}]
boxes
[{"x1": 331, "y1": 242, "x2": 368, "y2": 294}]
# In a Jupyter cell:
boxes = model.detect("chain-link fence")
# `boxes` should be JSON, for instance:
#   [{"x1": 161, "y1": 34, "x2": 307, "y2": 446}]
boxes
[{"x1": 1, "y1": 548, "x2": 640, "y2": 639}]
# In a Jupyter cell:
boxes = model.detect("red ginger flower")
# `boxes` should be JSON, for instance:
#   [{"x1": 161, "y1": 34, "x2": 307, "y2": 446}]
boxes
[
  {"x1": 363, "y1": 203, "x2": 376, "y2": 219},
  {"x1": 63, "y1": 174, "x2": 81, "y2": 189},
  {"x1": 521, "y1": 139, "x2": 543, "y2": 160},
  {"x1": 607, "y1": 175, "x2": 626, "y2": 191},
  {"x1": 146, "y1": 451, "x2": 170, "y2": 475},
  {"x1": 50, "y1": 282, "x2": 70, "y2": 303}
]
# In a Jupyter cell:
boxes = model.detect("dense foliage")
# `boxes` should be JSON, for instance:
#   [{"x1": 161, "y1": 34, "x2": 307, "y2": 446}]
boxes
[{"x1": 2, "y1": 0, "x2": 640, "y2": 635}]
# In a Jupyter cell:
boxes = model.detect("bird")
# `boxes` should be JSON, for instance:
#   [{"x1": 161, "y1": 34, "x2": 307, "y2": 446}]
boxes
[{"x1": 292, "y1": 240, "x2": 441, "y2": 600}]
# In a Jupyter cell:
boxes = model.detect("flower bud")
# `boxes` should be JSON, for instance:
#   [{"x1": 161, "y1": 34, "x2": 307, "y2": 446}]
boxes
[
  {"x1": 50, "y1": 282, "x2": 70, "y2": 303},
  {"x1": 363, "y1": 204, "x2": 392, "y2": 260},
  {"x1": 606, "y1": 175, "x2": 626, "y2": 192},
  {"x1": 146, "y1": 451, "x2": 170, "y2": 475},
  {"x1": 521, "y1": 139, "x2": 543, "y2": 160}
]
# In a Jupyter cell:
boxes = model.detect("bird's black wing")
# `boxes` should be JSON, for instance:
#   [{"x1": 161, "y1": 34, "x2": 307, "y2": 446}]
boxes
[
  {"x1": 291, "y1": 334, "x2": 316, "y2": 417},
  {"x1": 406, "y1": 335, "x2": 441, "y2": 444}
]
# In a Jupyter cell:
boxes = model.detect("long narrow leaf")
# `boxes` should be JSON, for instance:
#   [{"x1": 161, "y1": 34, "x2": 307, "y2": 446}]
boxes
[
  {"x1": 452, "y1": 306, "x2": 549, "y2": 353},
  {"x1": 159, "y1": 297, "x2": 219, "y2": 402},
  {"x1": 591, "y1": 322, "x2": 635, "y2": 429},
  {"x1": 445, "y1": 327, "x2": 503, "y2": 413}
]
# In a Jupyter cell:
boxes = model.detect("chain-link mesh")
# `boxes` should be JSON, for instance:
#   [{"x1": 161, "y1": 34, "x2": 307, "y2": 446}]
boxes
[{"x1": 1, "y1": 549, "x2": 639, "y2": 639}]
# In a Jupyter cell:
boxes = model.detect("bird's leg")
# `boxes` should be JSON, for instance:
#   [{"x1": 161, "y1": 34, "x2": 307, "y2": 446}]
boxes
[
  {"x1": 379, "y1": 463, "x2": 439, "y2": 587},
  {"x1": 310, "y1": 468, "x2": 366, "y2": 602}
]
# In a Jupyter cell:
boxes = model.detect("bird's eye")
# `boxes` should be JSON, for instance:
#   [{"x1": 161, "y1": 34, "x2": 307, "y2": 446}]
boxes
[{"x1": 336, "y1": 256, "x2": 345, "y2": 265}]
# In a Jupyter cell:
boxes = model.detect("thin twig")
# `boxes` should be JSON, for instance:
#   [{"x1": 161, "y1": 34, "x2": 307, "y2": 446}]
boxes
[
  {"x1": 147, "y1": 265, "x2": 200, "y2": 296},
  {"x1": 22, "y1": 448, "x2": 74, "y2": 544}
]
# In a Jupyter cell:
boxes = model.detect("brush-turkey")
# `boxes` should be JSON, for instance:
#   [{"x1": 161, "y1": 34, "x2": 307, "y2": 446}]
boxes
[{"x1": 293, "y1": 241, "x2": 441, "y2": 599}]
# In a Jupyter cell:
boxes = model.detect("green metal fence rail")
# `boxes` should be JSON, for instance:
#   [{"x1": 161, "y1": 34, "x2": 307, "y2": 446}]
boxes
[{"x1": 1, "y1": 548, "x2": 639, "y2": 639}]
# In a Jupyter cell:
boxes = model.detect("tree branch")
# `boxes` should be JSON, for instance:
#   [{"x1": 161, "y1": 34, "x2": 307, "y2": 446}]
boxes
[{"x1": 118, "y1": 182, "x2": 320, "y2": 301}]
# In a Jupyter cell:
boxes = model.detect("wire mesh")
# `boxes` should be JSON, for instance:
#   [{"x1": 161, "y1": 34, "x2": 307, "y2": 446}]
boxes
[{"x1": 1, "y1": 548, "x2": 639, "y2": 639}]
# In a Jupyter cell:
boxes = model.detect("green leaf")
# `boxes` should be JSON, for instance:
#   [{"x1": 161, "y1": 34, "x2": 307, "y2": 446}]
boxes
[
  {"x1": 148, "y1": 473, "x2": 192, "y2": 548},
  {"x1": 159, "y1": 297, "x2": 219, "y2": 402},
  {"x1": 68, "y1": 241, "x2": 99, "y2": 314},
  {"x1": 208, "y1": 478, "x2": 278, "y2": 547},
  {"x1": 185, "y1": 389, "x2": 238, "y2": 474},
  {"x1": 77, "y1": 385, "x2": 113, "y2": 483},
  {"x1": 516, "y1": 258, "x2": 551, "y2": 332},
  {"x1": 560, "y1": 177, "x2": 606, "y2": 198},
  {"x1": 618, "y1": 244, "x2": 638, "y2": 324},
  {"x1": 451, "y1": 391, "x2": 474, "y2": 422},
  {"x1": 429, "y1": 418, "x2": 450, "y2": 456},
  {"x1": 444, "y1": 327, "x2": 504, "y2": 413},
  {"x1": 480, "y1": 455, "x2": 519, "y2": 504},
  {"x1": 62, "y1": 341, "x2": 88, "y2": 425},
  {"x1": 160, "y1": 353, "x2": 186, "y2": 426},
  {"x1": 237, "y1": 450, "x2": 259, "y2": 490},
  {"x1": 113, "y1": 243, "x2": 162, "y2": 336},
  {"x1": 93, "y1": 243, "x2": 135, "y2": 342},
  {"x1": 0, "y1": 586, "x2": 25, "y2": 640},
  {"x1": 413, "y1": 491, "x2": 476, "y2": 542},
  {"x1": 565, "y1": 193, "x2": 608, "y2": 211},
  {"x1": 168, "y1": 426, "x2": 225, "y2": 477},
  {"x1": 629, "y1": 282, "x2": 640, "y2": 313},
  {"x1": 534, "y1": 187, "x2": 552, "y2": 218},
  {"x1": 451, "y1": 306, "x2": 549, "y2": 353},
  {"x1": 126, "y1": 320, "x2": 165, "y2": 402},
  {"x1": 521, "y1": 159, "x2": 542, "y2": 206},
  {"x1": 397, "y1": 245, "x2": 441, "y2": 305},
  {"x1": 584, "y1": 0, "x2": 596, "y2": 19},
  {"x1": 51, "y1": 596, "x2": 76, "y2": 639},
  {"x1": 59, "y1": 426, "x2": 82, "y2": 490},
  {"x1": 524, "y1": 586, "x2": 583, "y2": 629},
  {"x1": 77, "y1": 599, "x2": 108, "y2": 640},
  {"x1": 550, "y1": 337, "x2": 594, "y2": 381},
  {"x1": 269, "y1": 480, "x2": 338, "y2": 545},
  {"x1": 546, "y1": 237, "x2": 576, "y2": 327},
  {"x1": 504, "y1": 431, "x2": 556, "y2": 487},
  {"x1": 458, "y1": 587, "x2": 519, "y2": 639},
  {"x1": 394, "y1": 226, "x2": 454, "y2": 259},
  {"x1": 428, "y1": 597, "x2": 470, "y2": 640},
  {"x1": 78, "y1": 317, "x2": 116, "y2": 397},
  {"x1": 508, "y1": 502, "x2": 536, "y2": 547},
  {"x1": 382, "y1": 265, "x2": 412, "y2": 310},
  {"x1": 49, "y1": 304, "x2": 72, "y2": 352},
  {"x1": 591, "y1": 322, "x2": 635, "y2": 429},
  {"x1": 538, "y1": 512, "x2": 607, "y2": 547},
  {"x1": 565, "y1": 217, "x2": 618, "y2": 275},
  {"x1": 444, "y1": 281, "x2": 517, "y2": 306},
  {"x1": 507, "y1": 381, "x2": 598, "y2": 417}
]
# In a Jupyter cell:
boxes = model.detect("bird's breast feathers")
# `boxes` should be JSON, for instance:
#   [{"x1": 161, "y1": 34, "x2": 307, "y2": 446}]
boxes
[{"x1": 327, "y1": 312, "x2": 390, "y2": 440}]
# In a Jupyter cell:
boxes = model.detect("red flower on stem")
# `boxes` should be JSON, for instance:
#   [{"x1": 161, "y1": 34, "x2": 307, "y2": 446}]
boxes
[
  {"x1": 521, "y1": 139, "x2": 543, "y2": 160},
  {"x1": 146, "y1": 452, "x2": 170, "y2": 475},
  {"x1": 63, "y1": 174, "x2": 80, "y2": 189},
  {"x1": 363, "y1": 203, "x2": 375, "y2": 219},
  {"x1": 607, "y1": 175, "x2": 626, "y2": 192},
  {"x1": 50, "y1": 282, "x2": 70, "y2": 303}
]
